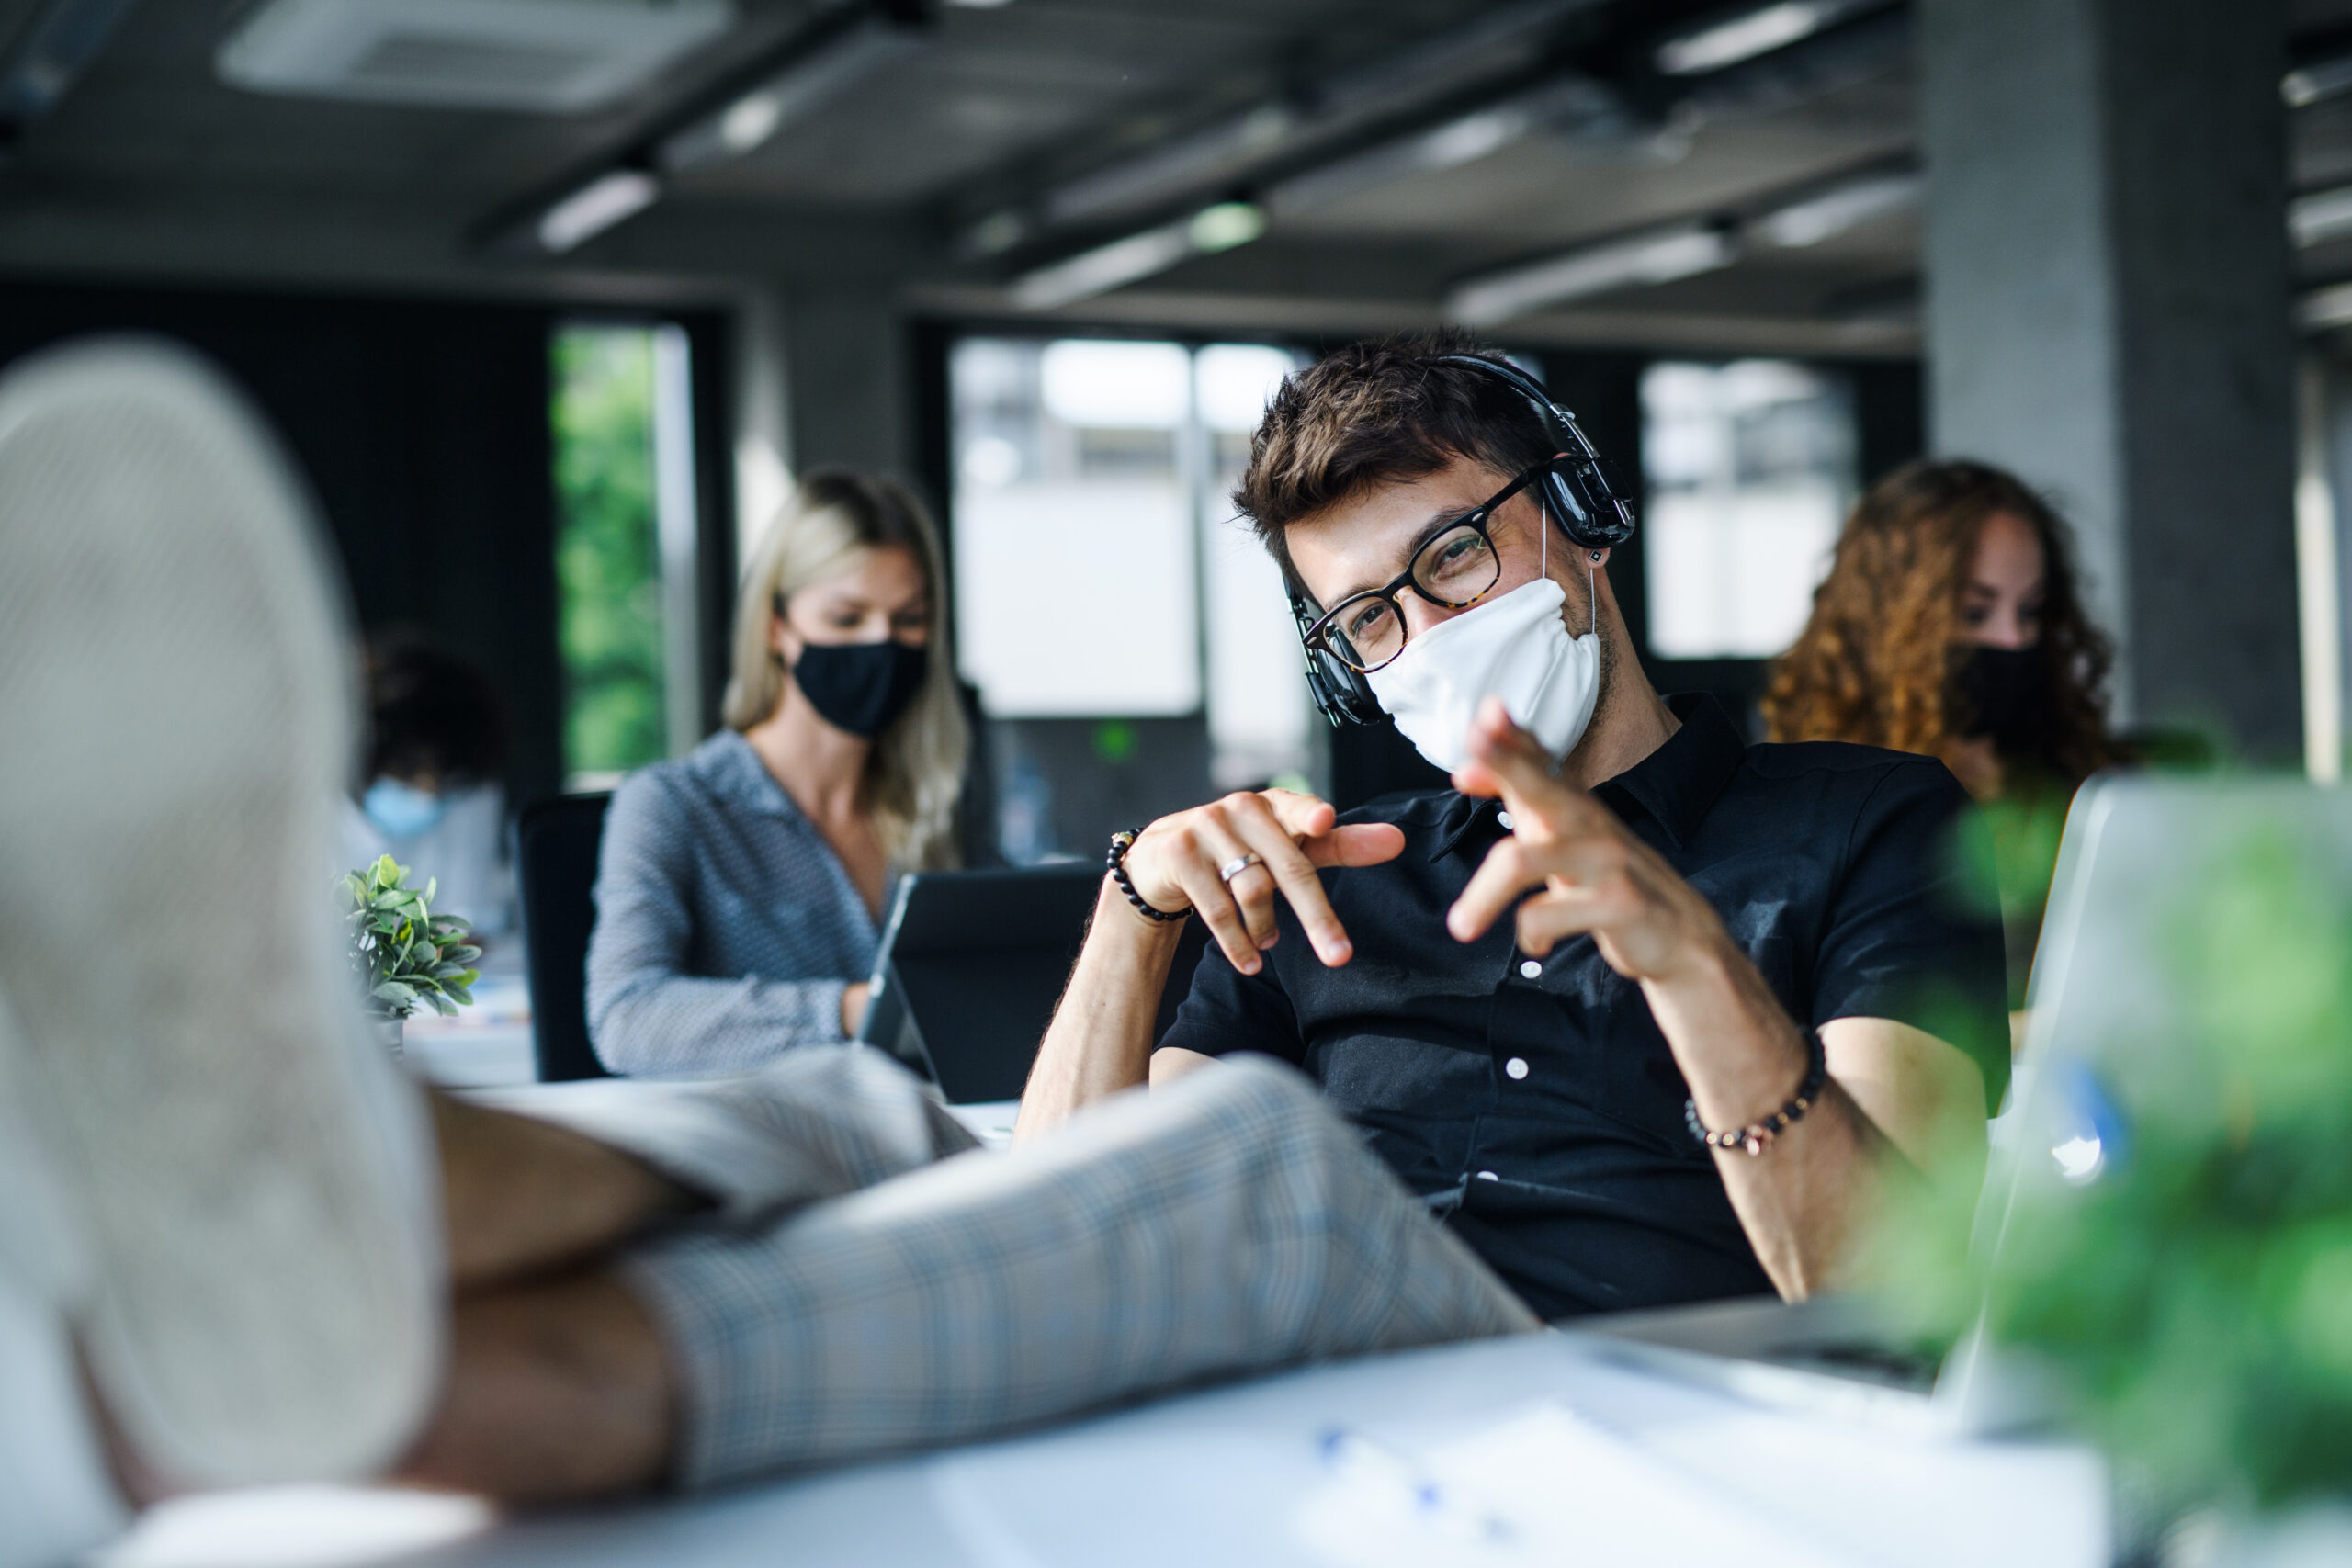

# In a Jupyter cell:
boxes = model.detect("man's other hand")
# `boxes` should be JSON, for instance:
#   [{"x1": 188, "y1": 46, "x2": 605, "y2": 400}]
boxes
[
  {"x1": 1447, "y1": 697, "x2": 1730, "y2": 984},
  {"x1": 1122, "y1": 789, "x2": 1404, "y2": 976}
]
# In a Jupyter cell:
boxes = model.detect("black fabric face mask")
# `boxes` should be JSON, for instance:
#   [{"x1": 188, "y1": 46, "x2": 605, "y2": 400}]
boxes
[
  {"x1": 788, "y1": 639, "x2": 928, "y2": 739},
  {"x1": 1951, "y1": 644, "x2": 2042, "y2": 743}
]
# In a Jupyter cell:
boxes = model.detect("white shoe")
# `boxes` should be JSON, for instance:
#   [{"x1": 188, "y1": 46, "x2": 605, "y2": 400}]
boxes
[
  {"x1": 0, "y1": 339, "x2": 444, "y2": 1495},
  {"x1": 0, "y1": 994, "x2": 127, "y2": 1568}
]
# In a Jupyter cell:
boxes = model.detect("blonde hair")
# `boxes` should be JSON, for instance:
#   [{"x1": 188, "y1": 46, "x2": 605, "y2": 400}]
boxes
[{"x1": 722, "y1": 469, "x2": 968, "y2": 869}]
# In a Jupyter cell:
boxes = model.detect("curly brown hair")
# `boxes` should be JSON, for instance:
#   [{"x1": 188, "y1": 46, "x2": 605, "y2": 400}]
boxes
[{"x1": 1761, "y1": 459, "x2": 2119, "y2": 786}]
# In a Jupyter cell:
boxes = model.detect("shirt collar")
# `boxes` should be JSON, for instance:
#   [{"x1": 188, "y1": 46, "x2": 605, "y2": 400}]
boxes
[
  {"x1": 1426, "y1": 692, "x2": 1745, "y2": 860},
  {"x1": 1593, "y1": 693, "x2": 1746, "y2": 849},
  {"x1": 695, "y1": 729, "x2": 808, "y2": 823}
]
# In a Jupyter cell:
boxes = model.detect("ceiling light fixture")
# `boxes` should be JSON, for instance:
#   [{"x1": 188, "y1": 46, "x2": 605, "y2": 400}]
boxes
[
  {"x1": 1269, "y1": 104, "x2": 1532, "y2": 216},
  {"x1": 1010, "y1": 201, "x2": 1267, "y2": 312},
  {"x1": 536, "y1": 168, "x2": 661, "y2": 253},
  {"x1": 217, "y1": 0, "x2": 737, "y2": 115},
  {"x1": 2292, "y1": 183, "x2": 2352, "y2": 249},
  {"x1": 959, "y1": 0, "x2": 1600, "y2": 254},
  {"x1": 1042, "y1": 106, "x2": 1296, "y2": 229},
  {"x1": 657, "y1": 9, "x2": 923, "y2": 172},
  {"x1": 2301, "y1": 281, "x2": 2352, "y2": 332},
  {"x1": 1748, "y1": 168, "x2": 1919, "y2": 248},
  {"x1": 1446, "y1": 222, "x2": 1736, "y2": 325},
  {"x1": 2285, "y1": 56, "x2": 2352, "y2": 109},
  {"x1": 1654, "y1": 0, "x2": 1883, "y2": 77},
  {"x1": 1266, "y1": 73, "x2": 1639, "y2": 219}
]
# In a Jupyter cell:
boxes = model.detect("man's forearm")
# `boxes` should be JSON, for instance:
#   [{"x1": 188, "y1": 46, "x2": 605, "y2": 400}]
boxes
[
  {"x1": 1643, "y1": 942, "x2": 1893, "y2": 1299},
  {"x1": 1014, "y1": 881, "x2": 1189, "y2": 1142}
]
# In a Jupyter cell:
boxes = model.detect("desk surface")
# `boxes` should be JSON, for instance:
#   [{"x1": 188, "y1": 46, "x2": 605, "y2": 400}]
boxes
[
  {"x1": 104, "y1": 1330, "x2": 2109, "y2": 1568},
  {"x1": 402, "y1": 971, "x2": 536, "y2": 1090}
]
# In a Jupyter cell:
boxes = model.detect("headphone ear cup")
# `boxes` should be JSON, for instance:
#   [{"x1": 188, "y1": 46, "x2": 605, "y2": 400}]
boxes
[
  {"x1": 1305, "y1": 643, "x2": 1384, "y2": 727},
  {"x1": 1545, "y1": 458, "x2": 1636, "y2": 550},
  {"x1": 1292, "y1": 589, "x2": 1385, "y2": 728},
  {"x1": 1538, "y1": 470, "x2": 1588, "y2": 547}
]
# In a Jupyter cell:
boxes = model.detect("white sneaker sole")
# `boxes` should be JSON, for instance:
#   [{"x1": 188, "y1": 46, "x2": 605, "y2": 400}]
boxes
[{"x1": 0, "y1": 339, "x2": 444, "y2": 1488}]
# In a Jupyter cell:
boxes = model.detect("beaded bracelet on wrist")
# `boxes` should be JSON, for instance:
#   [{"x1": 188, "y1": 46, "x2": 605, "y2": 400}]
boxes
[
  {"x1": 1684, "y1": 1029, "x2": 1829, "y2": 1157},
  {"x1": 1106, "y1": 829, "x2": 1188, "y2": 924}
]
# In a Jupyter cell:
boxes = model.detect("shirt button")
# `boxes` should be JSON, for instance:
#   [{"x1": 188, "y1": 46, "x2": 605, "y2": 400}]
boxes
[
  {"x1": 1497, "y1": 810, "x2": 1515, "y2": 830},
  {"x1": 1505, "y1": 1056, "x2": 1529, "y2": 1080},
  {"x1": 1518, "y1": 958, "x2": 1543, "y2": 980},
  {"x1": 1475, "y1": 1169, "x2": 1499, "y2": 1181}
]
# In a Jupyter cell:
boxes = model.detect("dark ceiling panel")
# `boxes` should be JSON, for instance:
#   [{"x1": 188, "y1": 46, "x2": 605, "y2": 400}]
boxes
[
  {"x1": 0, "y1": 0, "x2": 1979, "y2": 352},
  {"x1": 1272, "y1": 77, "x2": 1915, "y2": 255}
]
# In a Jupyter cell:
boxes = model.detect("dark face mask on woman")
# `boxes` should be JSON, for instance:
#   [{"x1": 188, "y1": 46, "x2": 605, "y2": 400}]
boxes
[
  {"x1": 786, "y1": 639, "x2": 928, "y2": 739},
  {"x1": 1951, "y1": 644, "x2": 2042, "y2": 744}
]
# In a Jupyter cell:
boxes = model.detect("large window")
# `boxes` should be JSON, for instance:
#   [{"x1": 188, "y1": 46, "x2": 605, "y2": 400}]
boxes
[
  {"x1": 1641, "y1": 360, "x2": 1855, "y2": 660},
  {"x1": 551, "y1": 321, "x2": 700, "y2": 787},
  {"x1": 951, "y1": 336, "x2": 1312, "y2": 841}
]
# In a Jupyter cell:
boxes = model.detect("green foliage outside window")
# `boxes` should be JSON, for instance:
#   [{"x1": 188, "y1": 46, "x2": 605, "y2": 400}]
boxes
[{"x1": 553, "y1": 327, "x2": 665, "y2": 777}]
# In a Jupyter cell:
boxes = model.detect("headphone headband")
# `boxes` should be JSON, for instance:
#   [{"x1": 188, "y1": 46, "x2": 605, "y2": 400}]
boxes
[{"x1": 1288, "y1": 353, "x2": 1637, "y2": 728}]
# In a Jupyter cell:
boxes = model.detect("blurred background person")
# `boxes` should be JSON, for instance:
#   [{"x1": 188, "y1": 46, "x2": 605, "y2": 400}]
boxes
[
  {"x1": 585, "y1": 469, "x2": 967, "y2": 1077},
  {"x1": 343, "y1": 628, "x2": 516, "y2": 942},
  {"x1": 1763, "y1": 459, "x2": 2123, "y2": 1013}
]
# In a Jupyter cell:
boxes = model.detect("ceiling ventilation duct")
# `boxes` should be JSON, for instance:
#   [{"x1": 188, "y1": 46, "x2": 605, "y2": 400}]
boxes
[{"x1": 217, "y1": 0, "x2": 737, "y2": 114}]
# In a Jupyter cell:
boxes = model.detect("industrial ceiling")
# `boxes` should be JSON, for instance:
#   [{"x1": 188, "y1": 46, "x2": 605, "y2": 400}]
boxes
[{"x1": 0, "y1": 0, "x2": 2347, "y2": 356}]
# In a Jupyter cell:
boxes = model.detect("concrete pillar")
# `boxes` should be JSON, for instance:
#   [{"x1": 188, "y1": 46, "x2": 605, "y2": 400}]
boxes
[
  {"x1": 2312, "y1": 351, "x2": 2352, "y2": 778},
  {"x1": 777, "y1": 280, "x2": 915, "y2": 485},
  {"x1": 1918, "y1": 0, "x2": 2299, "y2": 758},
  {"x1": 731, "y1": 285, "x2": 792, "y2": 563}
]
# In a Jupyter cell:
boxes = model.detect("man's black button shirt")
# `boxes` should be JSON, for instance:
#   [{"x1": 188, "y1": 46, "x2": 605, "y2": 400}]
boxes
[{"x1": 1156, "y1": 694, "x2": 2007, "y2": 1322}]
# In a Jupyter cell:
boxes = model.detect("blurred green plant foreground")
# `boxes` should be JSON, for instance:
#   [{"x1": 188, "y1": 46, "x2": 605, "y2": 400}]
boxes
[{"x1": 1878, "y1": 826, "x2": 2352, "y2": 1512}]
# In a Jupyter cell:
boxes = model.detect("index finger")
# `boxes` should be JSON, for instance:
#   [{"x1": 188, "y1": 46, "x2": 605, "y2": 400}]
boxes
[
  {"x1": 1225, "y1": 803, "x2": 1359, "y2": 966},
  {"x1": 1451, "y1": 698, "x2": 1603, "y2": 835},
  {"x1": 1258, "y1": 787, "x2": 1406, "y2": 869},
  {"x1": 1261, "y1": 787, "x2": 1338, "y2": 840}
]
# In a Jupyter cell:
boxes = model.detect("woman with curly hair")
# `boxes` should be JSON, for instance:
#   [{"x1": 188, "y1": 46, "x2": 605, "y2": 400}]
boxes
[{"x1": 1763, "y1": 459, "x2": 2122, "y2": 1010}]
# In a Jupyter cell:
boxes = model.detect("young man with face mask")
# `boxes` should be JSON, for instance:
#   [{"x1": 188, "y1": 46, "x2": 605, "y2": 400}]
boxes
[{"x1": 1019, "y1": 337, "x2": 2008, "y2": 1319}]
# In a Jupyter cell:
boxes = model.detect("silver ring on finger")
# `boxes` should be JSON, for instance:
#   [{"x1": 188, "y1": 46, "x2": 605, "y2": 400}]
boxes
[{"x1": 1217, "y1": 852, "x2": 1264, "y2": 885}]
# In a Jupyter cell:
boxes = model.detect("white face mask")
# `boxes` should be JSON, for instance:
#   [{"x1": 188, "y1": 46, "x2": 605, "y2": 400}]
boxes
[{"x1": 1364, "y1": 570, "x2": 1601, "y2": 774}]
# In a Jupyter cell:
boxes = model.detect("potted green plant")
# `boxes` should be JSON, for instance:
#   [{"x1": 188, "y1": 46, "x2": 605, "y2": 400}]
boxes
[
  {"x1": 1879, "y1": 823, "x2": 2352, "y2": 1559},
  {"x1": 341, "y1": 853, "x2": 480, "y2": 1057}
]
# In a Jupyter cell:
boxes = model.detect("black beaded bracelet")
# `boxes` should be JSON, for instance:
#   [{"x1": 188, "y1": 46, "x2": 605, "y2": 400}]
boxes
[
  {"x1": 1685, "y1": 1030, "x2": 1830, "y2": 1156},
  {"x1": 1106, "y1": 829, "x2": 1188, "y2": 924}
]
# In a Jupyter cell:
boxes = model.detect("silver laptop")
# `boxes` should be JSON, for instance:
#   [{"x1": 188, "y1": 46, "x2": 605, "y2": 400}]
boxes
[{"x1": 1580, "y1": 773, "x2": 2352, "y2": 1434}]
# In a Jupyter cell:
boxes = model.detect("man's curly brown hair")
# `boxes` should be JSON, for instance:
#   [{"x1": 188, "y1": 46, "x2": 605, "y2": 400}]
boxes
[{"x1": 1762, "y1": 459, "x2": 2119, "y2": 786}]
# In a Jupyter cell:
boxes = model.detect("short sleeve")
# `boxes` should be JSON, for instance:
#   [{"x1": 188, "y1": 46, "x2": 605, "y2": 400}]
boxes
[
  {"x1": 1812, "y1": 759, "x2": 2011, "y2": 1113},
  {"x1": 1154, "y1": 934, "x2": 1306, "y2": 1065}
]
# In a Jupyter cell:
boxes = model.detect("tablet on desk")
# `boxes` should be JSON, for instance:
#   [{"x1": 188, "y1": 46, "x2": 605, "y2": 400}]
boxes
[{"x1": 855, "y1": 863, "x2": 1209, "y2": 1104}]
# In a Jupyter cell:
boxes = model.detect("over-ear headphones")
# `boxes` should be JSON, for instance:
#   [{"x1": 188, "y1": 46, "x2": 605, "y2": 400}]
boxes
[{"x1": 1286, "y1": 355, "x2": 1637, "y2": 728}]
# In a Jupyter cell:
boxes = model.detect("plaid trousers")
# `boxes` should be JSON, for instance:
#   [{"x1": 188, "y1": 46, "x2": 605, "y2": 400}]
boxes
[{"x1": 598, "y1": 1050, "x2": 1538, "y2": 1492}]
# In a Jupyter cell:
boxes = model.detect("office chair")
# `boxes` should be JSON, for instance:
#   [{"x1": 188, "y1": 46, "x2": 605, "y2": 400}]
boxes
[{"x1": 514, "y1": 791, "x2": 614, "y2": 1082}]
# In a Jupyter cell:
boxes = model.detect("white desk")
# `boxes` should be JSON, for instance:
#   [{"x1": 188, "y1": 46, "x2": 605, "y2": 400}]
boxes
[
  {"x1": 401, "y1": 973, "x2": 536, "y2": 1090},
  {"x1": 103, "y1": 1331, "x2": 2109, "y2": 1568}
]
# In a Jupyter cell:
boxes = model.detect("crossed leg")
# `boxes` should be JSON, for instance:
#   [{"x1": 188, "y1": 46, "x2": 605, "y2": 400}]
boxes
[
  {"x1": 385, "y1": 1051, "x2": 1538, "y2": 1505},
  {"x1": 0, "y1": 338, "x2": 1532, "y2": 1556},
  {"x1": 395, "y1": 1097, "x2": 698, "y2": 1502}
]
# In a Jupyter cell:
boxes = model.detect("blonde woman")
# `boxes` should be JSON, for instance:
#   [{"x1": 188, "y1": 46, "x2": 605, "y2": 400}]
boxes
[{"x1": 585, "y1": 469, "x2": 967, "y2": 1076}]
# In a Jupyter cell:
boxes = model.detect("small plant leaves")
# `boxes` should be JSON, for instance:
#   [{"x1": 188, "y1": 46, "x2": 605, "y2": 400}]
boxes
[{"x1": 343, "y1": 859, "x2": 480, "y2": 1022}]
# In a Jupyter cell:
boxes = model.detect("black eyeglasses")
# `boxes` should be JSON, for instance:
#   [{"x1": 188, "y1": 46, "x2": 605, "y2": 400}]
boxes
[{"x1": 1300, "y1": 459, "x2": 1563, "y2": 674}]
